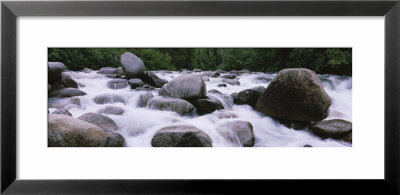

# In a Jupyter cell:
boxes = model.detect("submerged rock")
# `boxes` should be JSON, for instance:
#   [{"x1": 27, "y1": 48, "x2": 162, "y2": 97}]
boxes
[
  {"x1": 107, "y1": 79, "x2": 128, "y2": 89},
  {"x1": 208, "y1": 89, "x2": 223, "y2": 94},
  {"x1": 309, "y1": 119, "x2": 352, "y2": 139},
  {"x1": 120, "y1": 52, "x2": 145, "y2": 79},
  {"x1": 78, "y1": 112, "x2": 119, "y2": 132},
  {"x1": 159, "y1": 74, "x2": 206, "y2": 100},
  {"x1": 98, "y1": 106, "x2": 124, "y2": 115},
  {"x1": 51, "y1": 109, "x2": 72, "y2": 116},
  {"x1": 217, "y1": 121, "x2": 254, "y2": 147},
  {"x1": 146, "y1": 97, "x2": 195, "y2": 116},
  {"x1": 138, "y1": 92, "x2": 154, "y2": 107},
  {"x1": 93, "y1": 94, "x2": 125, "y2": 104},
  {"x1": 49, "y1": 88, "x2": 86, "y2": 98},
  {"x1": 217, "y1": 84, "x2": 227, "y2": 87},
  {"x1": 256, "y1": 68, "x2": 331, "y2": 122},
  {"x1": 151, "y1": 125, "x2": 212, "y2": 147}
]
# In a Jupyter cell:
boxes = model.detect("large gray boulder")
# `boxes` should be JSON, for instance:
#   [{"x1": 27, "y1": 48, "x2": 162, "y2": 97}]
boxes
[
  {"x1": 256, "y1": 68, "x2": 331, "y2": 122},
  {"x1": 120, "y1": 52, "x2": 145, "y2": 79},
  {"x1": 233, "y1": 86, "x2": 265, "y2": 108},
  {"x1": 49, "y1": 88, "x2": 86, "y2": 98},
  {"x1": 309, "y1": 119, "x2": 352, "y2": 139},
  {"x1": 78, "y1": 112, "x2": 119, "y2": 132},
  {"x1": 146, "y1": 96, "x2": 195, "y2": 116},
  {"x1": 48, "y1": 62, "x2": 67, "y2": 84},
  {"x1": 151, "y1": 125, "x2": 212, "y2": 147},
  {"x1": 98, "y1": 106, "x2": 124, "y2": 115},
  {"x1": 107, "y1": 79, "x2": 128, "y2": 89},
  {"x1": 159, "y1": 74, "x2": 206, "y2": 99},
  {"x1": 48, "y1": 114, "x2": 121, "y2": 147},
  {"x1": 93, "y1": 94, "x2": 125, "y2": 104},
  {"x1": 140, "y1": 71, "x2": 168, "y2": 88},
  {"x1": 217, "y1": 121, "x2": 254, "y2": 147}
]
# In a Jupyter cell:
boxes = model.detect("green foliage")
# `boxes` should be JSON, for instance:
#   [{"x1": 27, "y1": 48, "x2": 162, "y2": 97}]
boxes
[{"x1": 48, "y1": 48, "x2": 352, "y2": 75}]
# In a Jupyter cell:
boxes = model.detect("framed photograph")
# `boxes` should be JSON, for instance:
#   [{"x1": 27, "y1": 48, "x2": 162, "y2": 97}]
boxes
[{"x1": 2, "y1": 0, "x2": 399, "y2": 194}]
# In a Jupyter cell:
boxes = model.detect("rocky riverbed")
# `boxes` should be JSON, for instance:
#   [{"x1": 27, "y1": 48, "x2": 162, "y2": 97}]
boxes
[{"x1": 48, "y1": 52, "x2": 352, "y2": 147}]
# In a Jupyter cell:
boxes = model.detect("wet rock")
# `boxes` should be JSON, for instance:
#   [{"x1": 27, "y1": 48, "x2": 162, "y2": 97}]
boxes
[
  {"x1": 151, "y1": 125, "x2": 212, "y2": 147},
  {"x1": 222, "y1": 78, "x2": 240, "y2": 85},
  {"x1": 303, "y1": 145, "x2": 312, "y2": 147},
  {"x1": 140, "y1": 71, "x2": 168, "y2": 88},
  {"x1": 107, "y1": 79, "x2": 128, "y2": 89},
  {"x1": 135, "y1": 85, "x2": 155, "y2": 91},
  {"x1": 97, "y1": 67, "x2": 116, "y2": 75},
  {"x1": 48, "y1": 62, "x2": 67, "y2": 84},
  {"x1": 138, "y1": 92, "x2": 154, "y2": 107},
  {"x1": 61, "y1": 73, "x2": 78, "y2": 88},
  {"x1": 48, "y1": 114, "x2": 110, "y2": 147},
  {"x1": 280, "y1": 120, "x2": 310, "y2": 130},
  {"x1": 51, "y1": 109, "x2": 72, "y2": 116},
  {"x1": 310, "y1": 119, "x2": 352, "y2": 139},
  {"x1": 193, "y1": 68, "x2": 202, "y2": 72},
  {"x1": 254, "y1": 76, "x2": 272, "y2": 83},
  {"x1": 256, "y1": 68, "x2": 331, "y2": 122},
  {"x1": 208, "y1": 89, "x2": 223, "y2": 94},
  {"x1": 159, "y1": 74, "x2": 206, "y2": 100},
  {"x1": 181, "y1": 70, "x2": 192, "y2": 75},
  {"x1": 343, "y1": 132, "x2": 352, "y2": 143},
  {"x1": 114, "y1": 67, "x2": 124, "y2": 77},
  {"x1": 221, "y1": 74, "x2": 237, "y2": 79},
  {"x1": 93, "y1": 94, "x2": 125, "y2": 104},
  {"x1": 238, "y1": 70, "x2": 251, "y2": 75},
  {"x1": 78, "y1": 112, "x2": 119, "y2": 132},
  {"x1": 190, "y1": 97, "x2": 223, "y2": 115},
  {"x1": 106, "y1": 133, "x2": 125, "y2": 147},
  {"x1": 70, "y1": 97, "x2": 81, "y2": 105},
  {"x1": 98, "y1": 106, "x2": 124, "y2": 115},
  {"x1": 216, "y1": 69, "x2": 226, "y2": 74},
  {"x1": 217, "y1": 121, "x2": 254, "y2": 147},
  {"x1": 49, "y1": 88, "x2": 86, "y2": 98},
  {"x1": 128, "y1": 78, "x2": 144, "y2": 89},
  {"x1": 233, "y1": 86, "x2": 265, "y2": 108},
  {"x1": 217, "y1": 84, "x2": 227, "y2": 87},
  {"x1": 146, "y1": 97, "x2": 195, "y2": 116},
  {"x1": 120, "y1": 52, "x2": 145, "y2": 79},
  {"x1": 48, "y1": 97, "x2": 81, "y2": 109},
  {"x1": 202, "y1": 71, "x2": 220, "y2": 78}
]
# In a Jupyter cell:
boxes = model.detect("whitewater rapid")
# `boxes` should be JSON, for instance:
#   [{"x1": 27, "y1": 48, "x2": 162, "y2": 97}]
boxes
[{"x1": 48, "y1": 70, "x2": 352, "y2": 147}]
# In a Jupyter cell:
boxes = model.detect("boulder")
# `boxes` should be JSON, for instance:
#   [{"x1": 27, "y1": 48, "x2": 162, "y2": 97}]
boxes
[
  {"x1": 97, "y1": 67, "x2": 116, "y2": 75},
  {"x1": 222, "y1": 78, "x2": 240, "y2": 85},
  {"x1": 343, "y1": 132, "x2": 352, "y2": 143},
  {"x1": 208, "y1": 89, "x2": 223, "y2": 94},
  {"x1": 120, "y1": 52, "x2": 145, "y2": 79},
  {"x1": 217, "y1": 84, "x2": 227, "y2": 87},
  {"x1": 93, "y1": 94, "x2": 125, "y2": 104},
  {"x1": 98, "y1": 106, "x2": 124, "y2": 115},
  {"x1": 280, "y1": 120, "x2": 310, "y2": 130},
  {"x1": 159, "y1": 74, "x2": 206, "y2": 100},
  {"x1": 107, "y1": 79, "x2": 128, "y2": 89},
  {"x1": 78, "y1": 112, "x2": 119, "y2": 132},
  {"x1": 221, "y1": 74, "x2": 237, "y2": 79},
  {"x1": 151, "y1": 125, "x2": 212, "y2": 147},
  {"x1": 256, "y1": 68, "x2": 331, "y2": 122},
  {"x1": 51, "y1": 109, "x2": 72, "y2": 116},
  {"x1": 48, "y1": 114, "x2": 110, "y2": 147},
  {"x1": 106, "y1": 133, "x2": 125, "y2": 147},
  {"x1": 138, "y1": 92, "x2": 154, "y2": 107},
  {"x1": 309, "y1": 119, "x2": 352, "y2": 139},
  {"x1": 48, "y1": 62, "x2": 67, "y2": 84},
  {"x1": 49, "y1": 88, "x2": 86, "y2": 98},
  {"x1": 146, "y1": 97, "x2": 195, "y2": 116},
  {"x1": 190, "y1": 97, "x2": 224, "y2": 115},
  {"x1": 61, "y1": 73, "x2": 78, "y2": 88},
  {"x1": 114, "y1": 67, "x2": 124, "y2": 77},
  {"x1": 128, "y1": 78, "x2": 144, "y2": 89},
  {"x1": 217, "y1": 121, "x2": 254, "y2": 147},
  {"x1": 233, "y1": 86, "x2": 265, "y2": 108},
  {"x1": 140, "y1": 71, "x2": 168, "y2": 88}
]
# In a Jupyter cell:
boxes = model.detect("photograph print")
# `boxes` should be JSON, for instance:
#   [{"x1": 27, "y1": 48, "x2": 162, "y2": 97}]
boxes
[{"x1": 48, "y1": 48, "x2": 352, "y2": 147}]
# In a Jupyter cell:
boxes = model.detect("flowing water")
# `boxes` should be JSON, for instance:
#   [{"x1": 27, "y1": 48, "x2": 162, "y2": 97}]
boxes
[{"x1": 48, "y1": 70, "x2": 352, "y2": 147}]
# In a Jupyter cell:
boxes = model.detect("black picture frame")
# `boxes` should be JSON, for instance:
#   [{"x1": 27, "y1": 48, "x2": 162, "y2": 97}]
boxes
[{"x1": 2, "y1": 0, "x2": 399, "y2": 194}]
